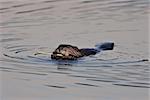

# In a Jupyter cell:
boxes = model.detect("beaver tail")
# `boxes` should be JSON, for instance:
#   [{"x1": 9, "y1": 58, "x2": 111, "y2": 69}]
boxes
[{"x1": 95, "y1": 42, "x2": 114, "y2": 51}]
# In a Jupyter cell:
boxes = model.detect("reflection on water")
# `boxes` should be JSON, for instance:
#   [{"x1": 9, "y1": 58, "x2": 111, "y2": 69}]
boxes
[{"x1": 0, "y1": 0, "x2": 149, "y2": 100}]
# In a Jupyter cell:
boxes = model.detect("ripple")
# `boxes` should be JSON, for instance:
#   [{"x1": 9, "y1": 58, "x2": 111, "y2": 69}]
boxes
[
  {"x1": 0, "y1": 38, "x2": 22, "y2": 42},
  {"x1": 75, "y1": 82, "x2": 99, "y2": 87},
  {"x1": 11, "y1": 3, "x2": 35, "y2": 8},
  {"x1": 113, "y1": 83, "x2": 150, "y2": 88},
  {"x1": 5, "y1": 44, "x2": 38, "y2": 49},
  {"x1": 69, "y1": 75, "x2": 97, "y2": 79},
  {"x1": 0, "y1": 7, "x2": 9, "y2": 10},
  {"x1": 87, "y1": 79, "x2": 117, "y2": 83},
  {"x1": 19, "y1": 71, "x2": 47, "y2": 76},
  {"x1": 42, "y1": 0, "x2": 67, "y2": 3},
  {"x1": 3, "y1": 53, "x2": 26, "y2": 60},
  {"x1": 16, "y1": 6, "x2": 53, "y2": 14},
  {"x1": 80, "y1": 0, "x2": 105, "y2": 4},
  {"x1": 0, "y1": 67, "x2": 18, "y2": 70},
  {"x1": 44, "y1": 84, "x2": 66, "y2": 88}
]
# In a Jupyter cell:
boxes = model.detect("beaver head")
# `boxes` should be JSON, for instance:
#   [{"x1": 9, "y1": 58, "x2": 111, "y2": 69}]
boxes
[{"x1": 51, "y1": 44, "x2": 83, "y2": 60}]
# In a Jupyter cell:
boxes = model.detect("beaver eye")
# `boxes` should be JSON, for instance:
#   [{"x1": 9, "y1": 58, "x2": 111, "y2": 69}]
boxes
[
  {"x1": 61, "y1": 51, "x2": 66, "y2": 54},
  {"x1": 56, "y1": 49, "x2": 60, "y2": 53}
]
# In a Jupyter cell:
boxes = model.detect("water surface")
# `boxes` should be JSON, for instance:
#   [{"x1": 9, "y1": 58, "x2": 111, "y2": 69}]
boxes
[{"x1": 0, "y1": 0, "x2": 149, "y2": 100}]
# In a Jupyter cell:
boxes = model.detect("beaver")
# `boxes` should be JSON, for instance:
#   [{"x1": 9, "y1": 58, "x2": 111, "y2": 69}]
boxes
[{"x1": 51, "y1": 42, "x2": 114, "y2": 60}]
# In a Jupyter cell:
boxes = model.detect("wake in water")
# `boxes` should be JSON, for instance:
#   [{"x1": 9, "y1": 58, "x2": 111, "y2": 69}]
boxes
[
  {"x1": 2, "y1": 42, "x2": 149, "y2": 66},
  {"x1": 1, "y1": 48, "x2": 149, "y2": 89},
  {"x1": 1, "y1": 42, "x2": 149, "y2": 66},
  {"x1": 2, "y1": 51, "x2": 149, "y2": 66}
]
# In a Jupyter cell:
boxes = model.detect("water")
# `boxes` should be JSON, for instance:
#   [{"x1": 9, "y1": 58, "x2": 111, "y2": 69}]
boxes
[{"x1": 0, "y1": 0, "x2": 149, "y2": 100}]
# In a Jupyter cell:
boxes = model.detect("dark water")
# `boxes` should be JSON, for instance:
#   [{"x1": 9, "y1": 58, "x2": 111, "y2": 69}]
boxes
[{"x1": 0, "y1": 0, "x2": 149, "y2": 100}]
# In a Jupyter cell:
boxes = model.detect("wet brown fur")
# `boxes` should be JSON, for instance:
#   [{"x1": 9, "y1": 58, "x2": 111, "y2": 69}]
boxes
[{"x1": 51, "y1": 44, "x2": 83, "y2": 60}]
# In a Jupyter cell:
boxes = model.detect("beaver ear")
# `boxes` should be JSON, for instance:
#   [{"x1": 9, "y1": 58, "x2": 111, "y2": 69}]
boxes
[
  {"x1": 56, "y1": 49, "x2": 60, "y2": 52},
  {"x1": 72, "y1": 46, "x2": 80, "y2": 50},
  {"x1": 57, "y1": 45, "x2": 63, "y2": 49}
]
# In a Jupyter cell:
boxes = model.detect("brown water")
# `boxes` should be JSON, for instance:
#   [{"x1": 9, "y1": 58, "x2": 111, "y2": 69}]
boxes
[{"x1": 0, "y1": 0, "x2": 149, "y2": 100}]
